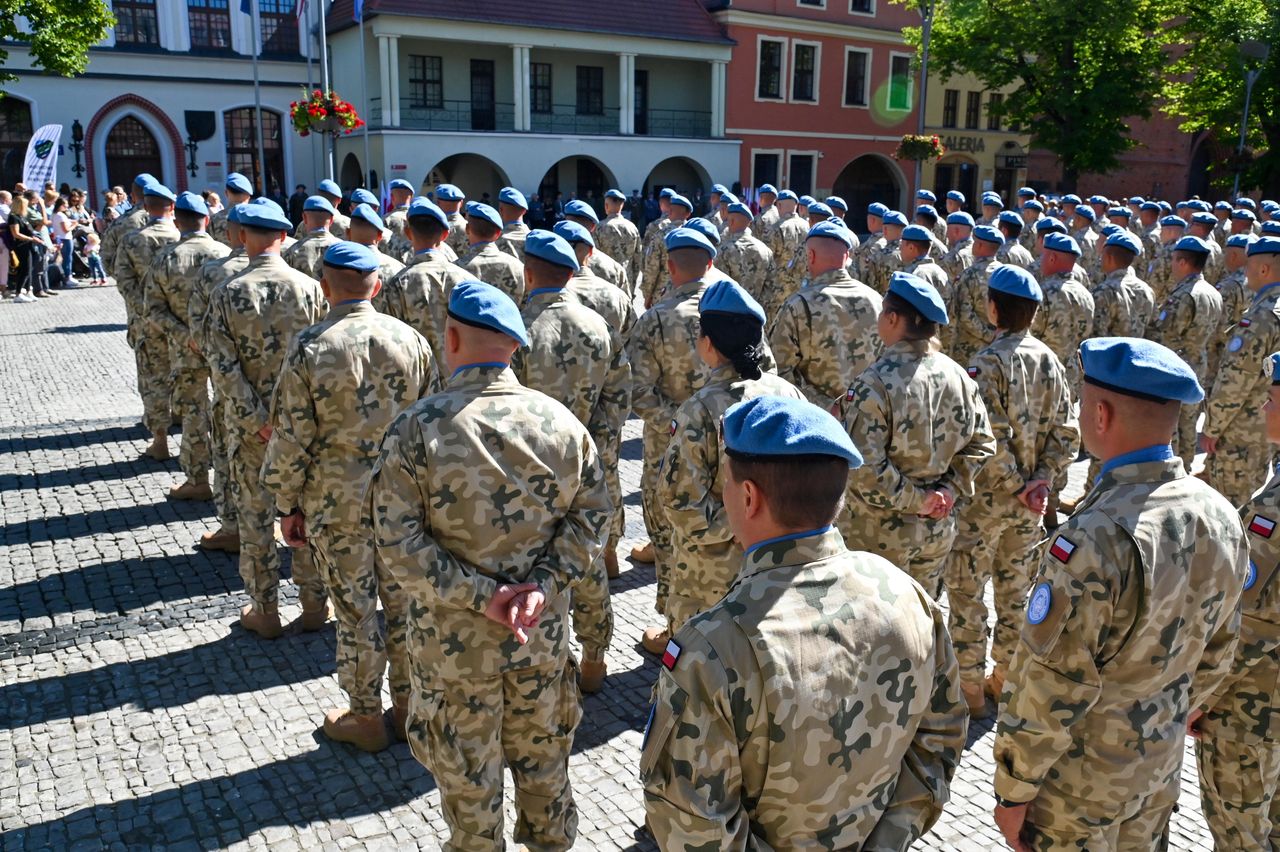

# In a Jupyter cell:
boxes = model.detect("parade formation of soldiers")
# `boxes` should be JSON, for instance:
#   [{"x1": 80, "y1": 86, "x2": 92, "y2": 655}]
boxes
[{"x1": 100, "y1": 167, "x2": 1280, "y2": 851}]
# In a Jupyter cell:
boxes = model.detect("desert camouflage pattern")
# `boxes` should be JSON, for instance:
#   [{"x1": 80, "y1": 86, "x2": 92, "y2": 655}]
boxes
[
  {"x1": 497, "y1": 220, "x2": 530, "y2": 262},
  {"x1": 1147, "y1": 240, "x2": 1178, "y2": 303},
  {"x1": 763, "y1": 214, "x2": 811, "y2": 316},
  {"x1": 714, "y1": 229, "x2": 775, "y2": 305},
  {"x1": 853, "y1": 231, "x2": 886, "y2": 283},
  {"x1": 1145, "y1": 272, "x2": 1223, "y2": 463},
  {"x1": 1209, "y1": 267, "x2": 1251, "y2": 378},
  {"x1": 641, "y1": 528, "x2": 967, "y2": 851},
  {"x1": 902, "y1": 255, "x2": 952, "y2": 301},
  {"x1": 283, "y1": 229, "x2": 340, "y2": 281},
  {"x1": 997, "y1": 239, "x2": 1035, "y2": 270},
  {"x1": 118, "y1": 217, "x2": 181, "y2": 433},
  {"x1": 1071, "y1": 227, "x2": 1100, "y2": 281},
  {"x1": 595, "y1": 212, "x2": 642, "y2": 284},
  {"x1": 457, "y1": 241, "x2": 526, "y2": 304},
  {"x1": 864, "y1": 238, "x2": 903, "y2": 294},
  {"x1": 375, "y1": 248, "x2": 474, "y2": 366},
  {"x1": 445, "y1": 212, "x2": 470, "y2": 258},
  {"x1": 754, "y1": 204, "x2": 780, "y2": 242},
  {"x1": 565, "y1": 267, "x2": 637, "y2": 337},
  {"x1": 941, "y1": 256, "x2": 1000, "y2": 368},
  {"x1": 370, "y1": 245, "x2": 405, "y2": 285},
  {"x1": 293, "y1": 212, "x2": 348, "y2": 241},
  {"x1": 207, "y1": 206, "x2": 233, "y2": 248},
  {"x1": 1030, "y1": 272, "x2": 1095, "y2": 394},
  {"x1": 583, "y1": 248, "x2": 629, "y2": 296},
  {"x1": 103, "y1": 205, "x2": 148, "y2": 273},
  {"x1": 1091, "y1": 267, "x2": 1154, "y2": 339},
  {"x1": 639, "y1": 218, "x2": 679, "y2": 307},
  {"x1": 940, "y1": 236, "x2": 974, "y2": 282},
  {"x1": 993, "y1": 457, "x2": 1247, "y2": 849}
]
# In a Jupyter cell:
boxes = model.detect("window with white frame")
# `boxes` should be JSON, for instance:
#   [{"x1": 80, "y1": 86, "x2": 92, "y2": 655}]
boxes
[
  {"x1": 888, "y1": 53, "x2": 913, "y2": 111},
  {"x1": 843, "y1": 48, "x2": 869, "y2": 107},
  {"x1": 752, "y1": 150, "x2": 782, "y2": 189},
  {"x1": 791, "y1": 42, "x2": 818, "y2": 102},
  {"x1": 849, "y1": 0, "x2": 874, "y2": 12},
  {"x1": 757, "y1": 38, "x2": 786, "y2": 100},
  {"x1": 788, "y1": 152, "x2": 817, "y2": 196}
]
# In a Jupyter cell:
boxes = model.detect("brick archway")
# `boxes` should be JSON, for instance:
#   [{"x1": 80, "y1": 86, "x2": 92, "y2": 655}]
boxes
[{"x1": 86, "y1": 94, "x2": 187, "y2": 203}]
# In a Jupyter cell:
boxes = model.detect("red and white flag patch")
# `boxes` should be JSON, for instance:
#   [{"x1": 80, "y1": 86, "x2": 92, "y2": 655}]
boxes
[
  {"x1": 967, "y1": 366, "x2": 979, "y2": 378},
  {"x1": 1049, "y1": 535, "x2": 1076, "y2": 563},
  {"x1": 670, "y1": 418, "x2": 678, "y2": 436},
  {"x1": 662, "y1": 640, "x2": 682, "y2": 671},
  {"x1": 1240, "y1": 318, "x2": 1252, "y2": 328},
  {"x1": 1248, "y1": 514, "x2": 1276, "y2": 539},
  {"x1": 845, "y1": 386, "x2": 856, "y2": 402}
]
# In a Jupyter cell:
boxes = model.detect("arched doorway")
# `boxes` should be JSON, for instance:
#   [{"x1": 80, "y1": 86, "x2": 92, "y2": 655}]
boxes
[
  {"x1": 339, "y1": 153, "x2": 362, "y2": 191},
  {"x1": 537, "y1": 155, "x2": 618, "y2": 212},
  {"x1": 105, "y1": 116, "x2": 163, "y2": 192},
  {"x1": 0, "y1": 97, "x2": 33, "y2": 191},
  {"x1": 1188, "y1": 136, "x2": 1214, "y2": 200},
  {"x1": 833, "y1": 155, "x2": 904, "y2": 229},
  {"x1": 223, "y1": 107, "x2": 285, "y2": 198},
  {"x1": 643, "y1": 156, "x2": 709, "y2": 201},
  {"x1": 424, "y1": 153, "x2": 509, "y2": 205},
  {"x1": 932, "y1": 156, "x2": 979, "y2": 213}
]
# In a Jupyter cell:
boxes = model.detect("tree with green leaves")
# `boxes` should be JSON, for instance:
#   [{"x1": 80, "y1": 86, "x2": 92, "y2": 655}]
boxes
[
  {"x1": 900, "y1": 0, "x2": 1179, "y2": 191},
  {"x1": 0, "y1": 0, "x2": 115, "y2": 92},
  {"x1": 1166, "y1": 1, "x2": 1278, "y2": 195}
]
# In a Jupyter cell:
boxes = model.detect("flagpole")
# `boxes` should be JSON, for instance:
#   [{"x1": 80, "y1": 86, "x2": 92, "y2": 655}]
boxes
[
  {"x1": 319, "y1": 0, "x2": 334, "y2": 179},
  {"x1": 358, "y1": 8, "x2": 370, "y2": 189},
  {"x1": 250, "y1": 0, "x2": 268, "y2": 197},
  {"x1": 303, "y1": 0, "x2": 316, "y2": 189}
]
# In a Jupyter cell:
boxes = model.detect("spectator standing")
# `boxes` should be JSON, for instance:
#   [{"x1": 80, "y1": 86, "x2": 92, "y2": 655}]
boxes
[
  {"x1": 83, "y1": 231, "x2": 107, "y2": 285},
  {"x1": 24, "y1": 191, "x2": 52, "y2": 295},
  {"x1": 288, "y1": 183, "x2": 308, "y2": 228},
  {"x1": 0, "y1": 190, "x2": 10, "y2": 294},
  {"x1": 50, "y1": 197, "x2": 76, "y2": 285},
  {"x1": 7, "y1": 195, "x2": 47, "y2": 300}
]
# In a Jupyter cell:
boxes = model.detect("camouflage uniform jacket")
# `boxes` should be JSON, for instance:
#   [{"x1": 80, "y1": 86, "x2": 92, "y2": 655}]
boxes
[
  {"x1": 1145, "y1": 273, "x2": 1223, "y2": 382},
  {"x1": 754, "y1": 205, "x2": 780, "y2": 243},
  {"x1": 190, "y1": 249, "x2": 249, "y2": 352},
  {"x1": 384, "y1": 205, "x2": 410, "y2": 246},
  {"x1": 1017, "y1": 227, "x2": 1037, "y2": 255},
  {"x1": 262, "y1": 301, "x2": 439, "y2": 527},
  {"x1": 208, "y1": 207, "x2": 233, "y2": 248},
  {"x1": 1201, "y1": 476, "x2": 1280, "y2": 745},
  {"x1": 1203, "y1": 237, "x2": 1225, "y2": 285},
  {"x1": 585, "y1": 249, "x2": 630, "y2": 296},
  {"x1": 1215, "y1": 268, "x2": 1250, "y2": 326},
  {"x1": 1072, "y1": 227, "x2": 1100, "y2": 280},
  {"x1": 103, "y1": 206, "x2": 149, "y2": 275},
  {"x1": 116, "y1": 218, "x2": 180, "y2": 313},
  {"x1": 566, "y1": 268, "x2": 637, "y2": 337},
  {"x1": 996, "y1": 239, "x2": 1035, "y2": 269},
  {"x1": 659, "y1": 366, "x2": 802, "y2": 594},
  {"x1": 375, "y1": 248, "x2": 474, "y2": 365},
  {"x1": 1091, "y1": 268, "x2": 1154, "y2": 339},
  {"x1": 512, "y1": 288, "x2": 632, "y2": 477},
  {"x1": 372, "y1": 246, "x2": 405, "y2": 285},
  {"x1": 497, "y1": 220, "x2": 529, "y2": 261},
  {"x1": 942, "y1": 256, "x2": 1000, "y2": 368},
  {"x1": 293, "y1": 212, "x2": 348, "y2": 241},
  {"x1": 1030, "y1": 272, "x2": 1095, "y2": 390},
  {"x1": 205, "y1": 253, "x2": 328, "y2": 446},
  {"x1": 596, "y1": 213, "x2": 642, "y2": 284},
  {"x1": 641, "y1": 528, "x2": 967, "y2": 850},
  {"x1": 456, "y1": 241, "x2": 525, "y2": 304},
  {"x1": 640, "y1": 218, "x2": 680, "y2": 306},
  {"x1": 853, "y1": 232, "x2": 887, "y2": 282},
  {"x1": 145, "y1": 231, "x2": 230, "y2": 355},
  {"x1": 768, "y1": 268, "x2": 882, "y2": 409},
  {"x1": 283, "y1": 230, "x2": 340, "y2": 281},
  {"x1": 940, "y1": 237, "x2": 974, "y2": 283},
  {"x1": 1147, "y1": 241, "x2": 1178, "y2": 302},
  {"x1": 865, "y1": 239, "x2": 903, "y2": 294},
  {"x1": 627, "y1": 277, "x2": 712, "y2": 429},
  {"x1": 1140, "y1": 224, "x2": 1162, "y2": 261},
  {"x1": 1204, "y1": 285, "x2": 1280, "y2": 444},
  {"x1": 902, "y1": 256, "x2": 951, "y2": 301},
  {"x1": 993, "y1": 457, "x2": 1247, "y2": 815},
  {"x1": 367, "y1": 364, "x2": 611, "y2": 680},
  {"x1": 967, "y1": 331, "x2": 1078, "y2": 498},
  {"x1": 445, "y1": 212, "x2": 469, "y2": 257},
  {"x1": 714, "y1": 229, "x2": 775, "y2": 304},
  {"x1": 844, "y1": 339, "x2": 996, "y2": 513}
]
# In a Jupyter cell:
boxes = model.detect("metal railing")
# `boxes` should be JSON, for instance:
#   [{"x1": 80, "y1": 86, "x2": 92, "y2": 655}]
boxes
[
  {"x1": 530, "y1": 104, "x2": 620, "y2": 136},
  {"x1": 369, "y1": 97, "x2": 715, "y2": 139},
  {"x1": 370, "y1": 97, "x2": 517, "y2": 132}
]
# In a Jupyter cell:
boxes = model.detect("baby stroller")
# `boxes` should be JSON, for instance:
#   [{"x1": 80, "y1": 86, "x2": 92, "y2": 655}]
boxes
[{"x1": 67, "y1": 224, "x2": 94, "y2": 279}]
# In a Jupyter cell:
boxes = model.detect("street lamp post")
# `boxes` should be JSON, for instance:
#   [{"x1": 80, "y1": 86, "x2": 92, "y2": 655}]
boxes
[
  {"x1": 914, "y1": 0, "x2": 937, "y2": 204},
  {"x1": 1233, "y1": 38, "x2": 1270, "y2": 198}
]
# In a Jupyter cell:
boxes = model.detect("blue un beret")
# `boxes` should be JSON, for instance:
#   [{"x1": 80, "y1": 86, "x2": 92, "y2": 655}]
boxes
[
  {"x1": 175, "y1": 191, "x2": 208, "y2": 217},
  {"x1": 1022, "y1": 199, "x2": 1045, "y2": 213},
  {"x1": 711, "y1": 183, "x2": 729, "y2": 196},
  {"x1": 408, "y1": 197, "x2": 448, "y2": 228},
  {"x1": 1074, "y1": 206, "x2": 1096, "y2": 222},
  {"x1": 989, "y1": 265, "x2": 1043, "y2": 303},
  {"x1": 1173, "y1": 235, "x2": 1211, "y2": 254},
  {"x1": 553, "y1": 220, "x2": 594, "y2": 248},
  {"x1": 947, "y1": 190, "x2": 966, "y2": 203},
  {"x1": 1272, "y1": 352, "x2": 1280, "y2": 385},
  {"x1": 435, "y1": 183, "x2": 464, "y2": 201},
  {"x1": 1247, "y1": 237, "x2": 1280, "y2": 256},
  {"x1": 825, "y1": 195, "x2": 848, "y2": 213},
  {"x1": 225, "y1": 172, "x2": 253, "y2": 195},
  {"x1": 721, "y1": 192, "x2": 740, "y2": 206},
  {"x1": 758, "y1": 184, "x2": 778, "y2": 196},
  {"x1": 1088, "y1": 195, "x2": 1109, "y2": 205},
  {"x1": 322, "y1": 241, "x2": 380, "y2": 273},
  {"x1": 807, "y1": 220, "x2": 854, "y2": 249},
  {"x1": 946, "y1": 211, "x2": 975, "y2": 227},
  {"x1": 498, "y1": 187, "x2": 527, "y2": 209},
  {"x1": 144, "y1": 182, "x2": 176, "y2": 202},
  {"x1": 1233, "y1": 209, "x2": 1258, "y2": 222},
  {"x1": 700, "y1": 278, "x2": 766, "y2": 324},
  {"x1": 465, "y1": 202, "x2": 503, "y2": 230},
  {"x1": 1160, "y1": 215, "x2": 1187, "y2": 228},
  {"x1": 915, "y1": 204, "x2": 939, "y2": 221},
  {"x1": 1108, "y1": 207, "x2": 1131, "y2": 219},
  {"x1": 807, "y1": 202, "x2": 834, "y2": 219},
  {"x1": 1036, "y1": 217, "x2": 1068, "y2": 236},
  {"x1": 660, "y1": 188, "x2": 677, "y2": 200},
  {"x1": 1017, "y1": 187, "x2": 1037, "y2": 198},
  {"x1": 447, "y1": 279, "x2": 530, "y2": 347},
  {"x1": 1062, "y1": 194, "x2": 1082, "y2": 206},
  {"x1": 901, "y1": 224, "x2": 933, "y2": 242},
  {"x1": 668, "y1": 194, "x2": 694, "y2": 212},
  {"x1": 1080, "y1": 337, "x2": 1204, "y2": 404},
  {"x1": 388, "y1": 179, "x2": 414, "y2": 193},
  {"x1": 683, "y1": 217, "x2": 722, "y2": 246},
  {"x1": 304, "y1": 195, "x2": 337, "y2": 216},
  {"x1": 525, "y1": 229, "x2": 580, "y2": 270},
  {"x1": 1214, "y1": 200, "x2": 1232, "y2": 211},
  {"x1": 318, "y1": 179, "x2": 341, "y2": 197},
  {"x1": 883, "y1": 210, "x2": 908, "y2": 227},
  {"x1": 916, "y1": 189, "x2": 937, "y2": 203},
  {"x1": 564, "y1": 199, "x2": 599, "y2": 224},
  {"x1": 1043, "y1": 232, "x2": 1082, "y2": 256},
  {"x1": 982, "y1": 192, "x2": 1003, "y2": 207},
  {"x1": 889, "y1": 271, "x2": 948, "y2": 324},
  {"x1": 727, "y1": 201, "x2": 753, "y2": 218},
  {"x1": 1262, "y1": 222, "x2": 1280, "y2": 236},
  {"x1": 350, "y1": 188, "x2": 378, "y2": 207},
  {"x1": 1105, "y1": 231, "x2": 1143, "y2": 255},
  {"x1": 239, "y1": 197, "x2": 296, "y2": 231},
  {"x1": 1226, "y1": 233, "x2": 1256, "y2": 250},
  {"x1": 605, "y1": 188, "x2": 626, "y2": 201},
  {"x1": 998, "y1": 210, "x2": 1023, "y2": 227},
  {"x1": 226, "y1": 202, "x2": 247, "y2": 224},
  {"x1": 1238, "y1": 197, "x2": 1259, "y2": 210},
  {"x1": 349, "y1": 203, "x2": 385, "y2": 232},
  {"x1": 777, "y1": 189, "x2": 799, "y2": 203},
  {"x1": 1140, "y1": 201, "x2": 1162, "y2": 212},
  {"x1": 722, "y1": 396, "x2": 863, "y2": 468},
  {"x1": 665, "y1": 226, "x2": 717, "y2": 258},
  {"x1": 134, "y1": 172, "x2": 156, "y2": 188},
  {"x1": 973, "y1": 225, "x2": 1003, "y2": 245},
  {"x1": 868, "y1": 202, "x2": 888, "y2": 218}
]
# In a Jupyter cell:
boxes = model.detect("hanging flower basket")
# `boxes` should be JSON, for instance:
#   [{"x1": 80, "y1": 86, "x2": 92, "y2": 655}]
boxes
[
  {"x1": 289, "y1": 88, "x2": 365, "y2": 137},
  {"x1": 894, "y1": 134, "x2": 946, "y2": 161}
]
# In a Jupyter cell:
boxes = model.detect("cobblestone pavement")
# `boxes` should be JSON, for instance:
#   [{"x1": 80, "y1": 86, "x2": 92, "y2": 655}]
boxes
[{"x1": 1, "y1": 288, "x2": 1217, "y2": 850}]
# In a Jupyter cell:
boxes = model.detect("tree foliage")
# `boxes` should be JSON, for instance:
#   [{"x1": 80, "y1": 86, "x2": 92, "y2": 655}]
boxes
[
  {"x1": 1166, "y1": 1, "x2": 1279, "y2": 194},
  {"x1": 0, "y1": 0, "x2": 115, "y2": 92},
  {"x1": 900, "y1": 0, "x2": 1178, "y2": 188}
]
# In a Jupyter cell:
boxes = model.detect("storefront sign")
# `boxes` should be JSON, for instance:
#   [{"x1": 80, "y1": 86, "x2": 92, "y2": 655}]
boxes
[{"x1": 943, "y1": 135, "x2": 986, "y2": 154}]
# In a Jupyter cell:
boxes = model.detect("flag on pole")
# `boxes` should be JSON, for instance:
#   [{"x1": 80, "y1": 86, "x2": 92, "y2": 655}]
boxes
[
  {"x1": 353, "y1": 0, "x2": 363, "y2": 22},
  {"x1": 22, "y1": 125, "x2": 62, "y2": 189}
]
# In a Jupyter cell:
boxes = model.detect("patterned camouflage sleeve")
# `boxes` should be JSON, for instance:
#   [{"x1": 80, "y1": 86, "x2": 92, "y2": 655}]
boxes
[
  {"x1": 1034, "y1": 360, "x2": 1080, "y2": 485},
  {"x1": 861, "y1": 592, "x2": 967, "y2": 849},
  {"x1": 846, "y1": 377, "x2": 930, "y2": 513},
  {"x1": 586, "y1": 330, "x2": 632, "y2": 477},
  {"x1": 1190, "y1": 523, "x2": 1250, "y2": 711},
  {"x1": 659, "y1": 400, "x2": 733, "y2": 552},
  {"x1": 970, "y1": 351, "x2": 1025, "y2": 495},
  {"x1": 1204, "y1": 321, "x2": 1270, "y2": 437},
  {"x1": 528, "y1": 433, "x2": 612, "y2": 600},
  {"x1": 261, "y1": 341, "x2": 316, "y2": 515},
  {"x1": 625, "y1": 316, "x2": 675, "y2": 428},
  {"x1": 144, "y1": 252, "x2": 185, "y2": 341},
  {"x1": 937, "y1": 379, "x2": 995, "y2": 500},
  {"x1": 205, "y1": 287, "x2": 270, "y2": 438},
  {"x1": 766, "y1": 302, "x2": 822, "y2": 407},
  {"x1": 570, "y1": 554, "x2": 613, "y2": 661}
]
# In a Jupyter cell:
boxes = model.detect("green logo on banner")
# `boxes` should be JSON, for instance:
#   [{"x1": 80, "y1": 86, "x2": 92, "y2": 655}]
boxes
[{"x1": 34, "y1": 140, "x2": 53, "y2": 159}]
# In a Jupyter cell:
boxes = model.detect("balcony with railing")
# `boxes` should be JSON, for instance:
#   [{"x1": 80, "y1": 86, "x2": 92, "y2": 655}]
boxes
[{"x1": 369, "y1": 97, "x2": 712, "y2": 139}]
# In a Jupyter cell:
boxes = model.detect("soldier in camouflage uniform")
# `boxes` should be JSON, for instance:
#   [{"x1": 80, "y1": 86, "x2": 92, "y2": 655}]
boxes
[
  {"x1": 456, "y1": 201, "x2": 525, "y2": 303},
  {"x1": 753, "y1": 183, "x2": 780, "y2": 244},
  {"x1": 764, "y1": 191, "x2": 810, "y2": 316},
  {"x1": 1189, "y1": 212, "x2": 1226, "y2": 284},
  {"x1": 914, "y1": 204, "x2": 949, "y2": 262},
  {"x1": 944, "y1": 266, "x2": 1078, "y2": 719},
  {"x1": 1191, "y1": 351, "x2": 1280, "y2": 849},
  {"x1": 1209, "y1": 234, "x2": 1255, "y2": 378},
  {"x1": 510, "y1": 230, "x2": 629, "y2": 694},
  {"x1": 431, "y1": 183, "x2": 469, "y2": 257},
  {"x1": 283, "y1": 196, "x2": 341, "y2": 280},
  {"x1": 101, "y1": 175, "x2": 152, "y2": 275},
  {"x1": 640, "y1": 193, "x2": 692, "y2": 308},
  {"x1": 495, "y1": 186, "x2": 530, "y2": 261},
  {"x1": 116, "y1": 181, "x2": 180, "y2": 461},
  {"x1": 262, "y1": 242, "x2": 438, "y2": 752},
  {"x1": 375, "y1": 198, "x2": 473, "y2": 366},
  {"x1": 1146, "y1": 215, "x2": 1184, "y2": 304},
  {"x1": 345, "y1": 204, "x2": 404, "y2": 284},
  {"x1": 1031, "y1": 233, "x2": 1095, "y2": 396},
  {"x1": 978, "y1": 192, "x2": 1003, "y2": 227},
  {"x1": 205, "y1": 198, "x2": 329, "y2": 640},
  {"x1": 864, "y1": 210, "x2": 907, "y2": 294},
  {"x1": 997, "y1": 211, "x2": 1036, "y2": 269},
  {"x1": 208, "y1": 172, "x2": 252, "y2": 247},
  {"x1": 144, "y1": 192, "x2": 229, "y2": 500},
  {"x1": 642, "y1": 395, "x2": 967, "y2": 850},
  {"x1": 380, "y1": 178, "x2": 414, "y2": 260},
  {"x1": 940, "y1": 211, "x2": 975, "y2": 282},
  {"x1": 659, "y1": 279, "x2": 802, "y2": 636},
  {"x1": 852, "y1": 202, "x2": 887, "y2": 282},
  {"x1": 368, "y1": 280, "x2": 611, "y2": 852},
  {"x1": 1145, "y1": 236, "x2": 1223, "y2": 464},
  {"x1": 293, "y1": 179, "x2": 348, "y2": 240},
  {"x1": 769, "y1": 220, "x2": 881, "y2": 410},
  {"x1": 595, "y1": 189, "x2": 642, "y2": 286},
  {"x1": 1203, "y1": 237, "x2": 1280, "y2": 508},
  {"x1": 1069, "y1": 206, "x2": 1100, "y2": 281},
  {"x1": 713, "y1": 201, "x2": 775, "y2": 305},
  {"x1": 993, "y1": 337, "x2": 1247, "y2": 852},
  {"x1": 841, "y1": 272, "x2": 995, "y2": 597},
  {"x1": 561, "y1": 199, "x2": 630, "y2": 294},
  {"x1": 1017, "y1": 200, "x2": 1043, "y2": 255},
  {"x1": 1092, "y1": 232, "x2": 1155, "y2": 339},
  {"x1": 553, "y1": 221, "x2": 637, "y2": 337},
  {"x1": 899, "y1": 224, "x2": 951, "y2": 301},
  {"x1": 943, "y1": 225, "x2": 1002, "y2": 367}
]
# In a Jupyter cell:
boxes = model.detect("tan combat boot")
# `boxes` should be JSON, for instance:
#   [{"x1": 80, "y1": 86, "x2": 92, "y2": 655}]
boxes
[
  {"x1": 142, "y1": 431, "x2": 170, "y2": 461},
  {"x1": 961, "y1": 682, "x2": 991, "y2": 719},
  {"x1": 324, "y1": 709, "x2": 391, "y2": 753},
  {"x1": 169, "y1": 479, "x2": 213, "y2": 501},
  {"x1": 239, "y1": 603, "x2": 284, "y2": 639},
  {"x1": 198, "y1": 526, "x2": 240, "y2": 553},
  {"x1": 630, "y1": 541, "x2": 655, "y2": 563},
  {"x1": 985, "y1": 664, "x2": 1007, "y2": 703},
  {"x1": 604, "y1": 549, "x2": 620, "y2": 579},
  {"x1": 297, "y1": 599, "x2": 332, "y2": 632},
  {"x1": 579, "y1": 658, "x2": 607, "y2": 694},
  {"x1": 641, "y1": 626, "x2": 670, "y2": 656},
  {"x1": 391, "y1": 699, "x2": 409, "y2": 743}
]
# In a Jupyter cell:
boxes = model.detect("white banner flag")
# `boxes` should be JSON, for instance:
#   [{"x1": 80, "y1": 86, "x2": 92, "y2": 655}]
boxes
[{"x1": 22, "y1": 124, "x2": 62, "y2": 189}]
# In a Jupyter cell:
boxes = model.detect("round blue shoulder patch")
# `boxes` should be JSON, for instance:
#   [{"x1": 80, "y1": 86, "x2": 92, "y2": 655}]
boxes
[
  {"x1": 1228, "y1": 336, "x2": 1245, "y2": 353},
  {"x1": 1027, "y1": 582, "x2": 1053, "y2": 625},
  {"x1": 1245, "y1": 560, "x2": 1258, "y2": 591}
]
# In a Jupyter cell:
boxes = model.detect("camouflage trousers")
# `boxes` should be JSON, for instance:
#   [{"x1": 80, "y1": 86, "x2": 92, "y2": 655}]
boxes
[
  {"x1": 1197, "y1": 728, "x2": 1280, "y2": 851},
  {"x1": 209, "y1": 392, "x2": 237, "y2": 533},
  {"x1": 664, "y1": 538, "x2": 738, "y2": 636},
  {"x1": 309, "y1": 524, "x2": 408, "y2": 715},
  {"x1": 945, "y1": 496, "x2": 1042, "y2": 685},
  {"x1": 1205, "y1": 441, "x2": 1275, "y2": 509},
  {"x1": 603, "y1": 431, "x2": 624, "y2": 551},
  {"x1": 408, "y1": 658, "x2": 583, "y2": 852},
  {"x1": 1026, "y1": 790, "x2": 1173, "y2": 851},
  {"x1": 841, "y1": 502, "x2": 956, "y2": 599},
  {"x1": 169, "y1": 350, "x2": 211, "y2": 484},
  {"x1": 124, "y1": 305, "x2": 172, "y2": 433},
  {"x1": 641, "y1": 421, "x2": 674, "y2": 615},
  {"x1": 571, "y1": 554, "x2": 613, "y2": 662},
  {"x1": 1173, "y1": 402, "x2": 1200, "y2": 467},
  {"x1": 228, "y1": 437, "x2": 325, "y2": 612}
]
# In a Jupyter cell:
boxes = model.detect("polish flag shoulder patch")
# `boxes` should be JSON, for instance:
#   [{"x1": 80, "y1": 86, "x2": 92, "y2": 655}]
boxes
[
  {"x1": 670, "y1": 418, "x2": 678, "y2": 436},
  {"x1": 1240, "y1": 318, "x2": 1253, "y2": 328},
  {"x1": 662, "y1": 640, "x2": 682, "y2": 671},
  {"x1": 967, "y1": 366, "x2": 980, "y2": 378},
  {"x1": 1248, "y1": 514, "x2": 1276, "y2": 539},
  {"x1": 1049, "y1": 535, "x2": 1076, "y2": 563},
  {"x1": 845, "y1": 386, "x2": 857, "y2": 402}
]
